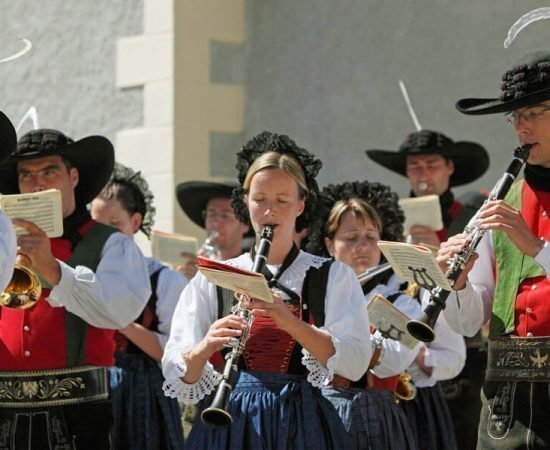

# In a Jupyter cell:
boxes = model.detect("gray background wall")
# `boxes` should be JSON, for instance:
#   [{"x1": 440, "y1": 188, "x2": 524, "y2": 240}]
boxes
[
  {"x1": 0, "y1": 1, "x2": 143, "y2": 143},
  {"x1": 242, "y1": 1, "x2": 550, "y2": 198}
]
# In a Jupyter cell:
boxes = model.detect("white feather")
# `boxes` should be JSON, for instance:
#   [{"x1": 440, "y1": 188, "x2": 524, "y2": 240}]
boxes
[
  {"x1": 504, "y1": 7, "x2": 550, "y2": 48},
  {"x1": 16, "y1": 107, "x2": 40, "y2": 134},
  {"x1": 399, "y1": 80, "x2": 422, "y2": 132},
  {"x1": 0, "y1": 38, "x2": 32, "y2": 64}
]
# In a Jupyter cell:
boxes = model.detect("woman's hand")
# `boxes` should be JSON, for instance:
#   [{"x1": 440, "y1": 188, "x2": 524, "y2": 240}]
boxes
[
  {"x1": 436, "y1": 233, "x2": 478, "y2": 290},
  {"x1": 249, "y1": 292, "x2": 299, "y2": 333},
  {"x1": 194, "y1": 314, "x2": 248, "y2": 360}
]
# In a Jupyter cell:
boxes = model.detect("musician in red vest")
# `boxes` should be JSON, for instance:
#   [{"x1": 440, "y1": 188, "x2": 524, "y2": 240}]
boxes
[
  {"x1": 366, "y1": 130, "x2": 489, "y2": 246},
  {"x1": 0, "y1": 129, "x2": 150, "y2": 450},
  {"x1": 440, "y1": 50, "x2": 550, "y2": 449}
]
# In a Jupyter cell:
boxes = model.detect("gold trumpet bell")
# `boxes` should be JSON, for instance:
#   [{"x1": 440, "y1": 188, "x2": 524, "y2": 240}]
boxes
[
  {"x1": 0, "y1": 255, "x2": 42, "y2": 310},
  {"x1": 394, "y1": 371, "x2": 417, "y2": 402}
]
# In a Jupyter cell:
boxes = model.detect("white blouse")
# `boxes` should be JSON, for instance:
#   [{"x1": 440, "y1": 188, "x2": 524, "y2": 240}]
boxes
[
  {"x1": 367, "y1": 274, "x2": 422, "y2": 378},
  {"x1": 162, "y1": 250, "x2": 372, "y2": 404},
  {"x1": 146, "y1": 257, "x2": 188, "y2": 348},
  {"x1": 47, "y1": 232, "x2": 151, "y2": 329},
  {"x1": 0, "y1": 211, "x2": 16, "y2": 292}
]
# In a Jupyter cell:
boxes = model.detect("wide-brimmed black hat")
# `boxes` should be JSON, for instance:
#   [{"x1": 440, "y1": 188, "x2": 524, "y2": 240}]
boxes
[
  {"x1": 0, "y1": 111, "x2": 16, "y2": 164},
  {"x1": 0, "y1": 129, "x2": 114, "y2": 205},
  {"x1": 456, "y1": 51, "x2": 550, "y2": 115},
  {"x1": 365, "y1": 130, "x2": 489, "y2": 186},
  {"x1": 176, "y1": 178, "x2": 240, "y2": 228}
]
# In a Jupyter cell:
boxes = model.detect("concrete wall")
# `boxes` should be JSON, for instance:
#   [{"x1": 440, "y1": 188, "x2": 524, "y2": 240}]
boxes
[
  {"x1": 0, "y1": 1, "x2": 143, "y2": 143},
  {"x1": 243, "y1": 1, "x2": 550, "y2": 199}
]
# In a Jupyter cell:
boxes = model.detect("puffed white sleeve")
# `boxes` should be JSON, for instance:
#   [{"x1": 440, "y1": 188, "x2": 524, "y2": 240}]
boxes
[
  {"x1": 47, "y1": 232, "x2": 151, "y2": 329},
  {"x1": 370, "y1": 290, "x2": 422, "y2": 378},
  {"x1": 301, "y1": 261, "x2": 372, "y2": 386},
  {"x1": 0, "y1": 211, "x2": 16, "y2": 292},
  {"x1": 154, "y1": 267, "x2": 189, "y2": 348},
  {"x1": 162, "y1": 272, "x2": 222, "y2": 404},
  {"x1": 534, "y1": 241, "x2": 550, "y2": 273},
  {"x1": 442, "y1": 233, "x2": 494, "y2": 337}
]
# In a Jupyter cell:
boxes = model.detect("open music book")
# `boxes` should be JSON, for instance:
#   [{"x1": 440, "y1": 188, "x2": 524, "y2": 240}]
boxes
[
  {"x1": 0, "y1": 189, "x2": 63, "y2": 237},
  {"x1": 377, "y1": 240, "x2": 453, "y2": 291},
  {"x1": 151, "y1": 229, "x2": 199, "y2": 265},
  {"x1": 398, "y1": 195, "x2": 443, "y2": 232},
  {"x1": 197, "y1": 257, "x2": 273, "y2": 303},
  {"x1": 367, "y1": 294, "x2": 419, "y2": 349}
]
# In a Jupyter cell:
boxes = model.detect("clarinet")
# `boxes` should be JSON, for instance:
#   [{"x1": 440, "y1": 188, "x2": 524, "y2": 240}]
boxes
[
  {"x1": 201, "y1": 225, "x2": 274, "y2": 429},
  {"x1": 406, "y1": 144, "x2": 532, "y2": 343}
]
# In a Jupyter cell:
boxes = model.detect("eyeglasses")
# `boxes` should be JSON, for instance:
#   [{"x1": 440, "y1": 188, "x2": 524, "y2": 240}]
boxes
[
  {"x1": 202, "y1": 210, "x2": 235, "y2": 222},
  {"x1": 505, "y1": 105, "x2": 550, "y2": 126}
]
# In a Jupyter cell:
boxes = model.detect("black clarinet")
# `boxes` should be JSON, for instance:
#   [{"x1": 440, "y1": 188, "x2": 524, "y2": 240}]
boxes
[
  {"x1": 406, "y1": 144, "x2": 532, "y2": 342},
  {"x1": 201, "y1": 225, "x2": 274, "y2": 428}
]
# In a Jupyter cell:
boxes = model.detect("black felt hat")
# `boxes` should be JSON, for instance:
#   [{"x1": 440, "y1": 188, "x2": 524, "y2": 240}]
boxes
[
  {"x1": 365, "y1": 130, "x2": 489, "y2": 187},
  {"x1": 176, "y1": 178, "x2": 239, "y2": 228},
  {"x1": 0, "y1": 129, "x2": 114, "y2": 204},
  {"x1": 456, "y1": 51, "x2": 550, "y2": 115},
  {"x1": 0, "y1": 111, "x2": 16, "y2": 164}
]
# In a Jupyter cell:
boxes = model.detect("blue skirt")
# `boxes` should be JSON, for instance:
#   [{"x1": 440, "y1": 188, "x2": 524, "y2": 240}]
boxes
[
  {"x1": 322, "y1": 386, "x2": 417, "y2": 450},
  {"x1": 109, "y1": 352, "x2": 185, "y2": 450},
  {"x1": 187, "y1": 370, "x2": 351, "y2": 450},
  {"x1": 400, "y1": 385, "x2": 457, "y2": 450}
]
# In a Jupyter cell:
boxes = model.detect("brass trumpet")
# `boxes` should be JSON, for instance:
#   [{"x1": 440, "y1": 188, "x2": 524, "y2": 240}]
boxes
[{"x1": 0, "y1": 254, "x2": 42, "y2": 309}]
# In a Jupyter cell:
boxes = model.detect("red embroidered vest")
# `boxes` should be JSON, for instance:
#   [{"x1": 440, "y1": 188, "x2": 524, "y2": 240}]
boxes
[{"x1": 0, "y1": 220, "x2": 116, "y2": 370}]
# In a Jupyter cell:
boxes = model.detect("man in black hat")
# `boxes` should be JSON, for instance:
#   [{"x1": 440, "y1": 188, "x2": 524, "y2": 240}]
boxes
[
  {"x1": 0, "y1": 128, "x2": 150, "y2": 450},
  {"x1": 439, "y1": 50, "x2": 550, "y2": 449},
  {"x1": 175, "y1": 179, "x2": 250, "y2": 279},
  {"x1": 366, "y1": 129, "x2": 490, "y2": 246}
]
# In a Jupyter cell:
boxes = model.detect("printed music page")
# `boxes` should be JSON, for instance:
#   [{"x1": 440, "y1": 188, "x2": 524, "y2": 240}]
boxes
[
  {"x1": 398, "y1": 195, "x2": 443, "y2": 232},
  {"x1": 377, "y1": 240, "x2": 453, "y2": 291},
  {"x1": 197, "y1": 257, "x2": 273, "y2": 303},
  {"x1": 0, "y1": 189, "x2": 63, "y2": 237},
  {"x1": 151, "y1": 229, "x2": 199, "y2": 265},
  {"x1": 367, "y1": 294, "x2": 418, "y2": 349}
]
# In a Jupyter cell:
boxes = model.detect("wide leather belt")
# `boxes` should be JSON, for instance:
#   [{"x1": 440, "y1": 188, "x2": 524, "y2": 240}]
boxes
[
  {"x1": 0, "y1": 366, "x2": 108, "y2": 408},
  {"x1": 486, "y1": 337, "x2": 550, "y2": 382}
]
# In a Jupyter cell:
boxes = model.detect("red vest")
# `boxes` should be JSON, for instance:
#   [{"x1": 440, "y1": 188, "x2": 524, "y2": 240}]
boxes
[
  {"x1": 0, "y1": 220, "x2": 115, "y2": 370},
  {"x1": 512, "y1": 183, "x2": 550, "y2": 337},
  {"x1": 436, "y1": 201, "x2": 463, "y2": 242}
]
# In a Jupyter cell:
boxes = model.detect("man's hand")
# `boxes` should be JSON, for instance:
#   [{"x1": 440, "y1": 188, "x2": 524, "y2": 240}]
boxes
[
  {"x1": 13, "y1": 218, "x2": 61, "y2": 286},
  {"x1": 476, "y1": 200, "x2": 544, "y2": 258},
  {"x1": 175, "y1": 252, "x2": 198, "y2": 280},
  {"x1": 436, "y1": 233, "x2": 478, "y2": 290}
]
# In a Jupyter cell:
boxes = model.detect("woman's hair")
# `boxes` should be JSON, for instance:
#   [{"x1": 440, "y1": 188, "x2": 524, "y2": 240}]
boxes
[
  {"x1": 97, "y1": 162, "x2": 155, "y2": 236},
  {"x1": 231, "y1": 131, "x2": 322, "y2": 232},
  {"x1": 325, "y1": 198, "x2": 382, "y2": 241},
  {"x1": 243, "y1": 151, "x2": 309, "y2": 199}
]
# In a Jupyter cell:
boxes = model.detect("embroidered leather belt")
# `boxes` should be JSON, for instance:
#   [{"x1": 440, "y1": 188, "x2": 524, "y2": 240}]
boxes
[
  {"x1": 0, "y1": 366, "x2": 108, "y2": 408},
  {"x1": 486, "y1": 337, "x2": 550, "y2": 382}
]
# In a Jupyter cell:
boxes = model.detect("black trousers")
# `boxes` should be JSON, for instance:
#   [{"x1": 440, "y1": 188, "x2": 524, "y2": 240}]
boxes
[
  {"x1": 477, "y1": 381, "x2": 550, "y2": 450},
  {"x1": 0, "y1": 400, "x2": 112, "y2": 450}
]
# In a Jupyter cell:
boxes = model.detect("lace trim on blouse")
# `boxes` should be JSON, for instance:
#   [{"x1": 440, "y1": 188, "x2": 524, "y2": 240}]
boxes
[{"x1": 301, "y1": 328, "x2": 340, "y2": 387}]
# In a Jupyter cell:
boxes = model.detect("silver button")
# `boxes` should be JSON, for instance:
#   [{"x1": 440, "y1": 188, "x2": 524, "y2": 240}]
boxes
[
  {"x1": 23, "y1": 325, "x2": 30, "y2": 332},
  {"x1": 526, "y1": 308, "x2": 533, "y2": 314},
  {"x1": 527, "y1": 332, "x2": 533, "y2": 337},
  {"x1": 23, "y1": 350, "x2": 31, "y2": 357},
  {"x1": 531, "y1": 285, "x2": 538, "y2": 291}
]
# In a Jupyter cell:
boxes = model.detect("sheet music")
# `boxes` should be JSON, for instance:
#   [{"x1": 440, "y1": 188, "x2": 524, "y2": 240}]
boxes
[
  {"x1": 0, "y1": 189, "x2": 63, "y2": 237},
  {"x1": 197, "y1": 257, "x2": 273, "y2": 303},
  {"x1": 399, "y1": 195, "x2": 443, "y2": 231},
  {"x1": 377, "y1": 240, "x2": 452, "y2": 291},
  {"x1": 151, "y1": 229, "x2": 199, "y2": 265},
  {"x1": 367, "y1": 294, "x2": 418, "y2": 349}
]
